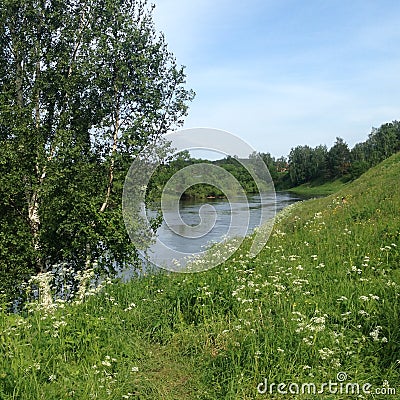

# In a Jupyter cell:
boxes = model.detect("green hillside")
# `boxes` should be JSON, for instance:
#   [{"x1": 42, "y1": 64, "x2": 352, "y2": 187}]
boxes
[
  {"x1": 1, "y1": 153, "x2": 400, "y2": 399},
  {"x1": 286, "y1": 176, "x2": 351, "y2": 196}
]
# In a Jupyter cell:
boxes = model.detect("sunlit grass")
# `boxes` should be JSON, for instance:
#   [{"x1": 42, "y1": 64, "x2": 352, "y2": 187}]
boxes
[
  {"x1": 287, "y1": 176, "x2": 351, "y2": 196},
  {"x1": 1, "y1": 153, "x2": 399, "y2": 399}
]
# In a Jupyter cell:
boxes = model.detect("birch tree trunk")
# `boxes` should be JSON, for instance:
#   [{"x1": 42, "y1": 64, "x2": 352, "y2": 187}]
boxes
[{"x1": 0, "y1": 0, "x2": 194, "y2": 301}]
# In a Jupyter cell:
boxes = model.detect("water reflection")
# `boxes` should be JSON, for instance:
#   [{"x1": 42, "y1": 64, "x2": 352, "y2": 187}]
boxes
[{"x1": 147, "y1": 191, "x2": 304, "y2": 260}]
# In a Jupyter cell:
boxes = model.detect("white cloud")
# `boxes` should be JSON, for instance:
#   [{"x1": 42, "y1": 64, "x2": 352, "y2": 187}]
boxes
[{"x1": 153, "y1": 0, "x2": 400, "y2": 156}]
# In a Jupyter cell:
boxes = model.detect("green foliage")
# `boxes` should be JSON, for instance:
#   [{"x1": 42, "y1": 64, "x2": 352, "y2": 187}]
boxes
[
  {"x1": 1, "y1": 153, "x2": 399, "y2": 399},
  {"x1": 350, "y1": 121, "x2": 400, "y2": 178},
  {"x1": 0, "y1": 0, "x2": 194, "y2": 300},
  {"x1": 288, "y1": 145, "x2": 328, "y2": 185},
  {"x1": 327, "y1": 137, "x2": 351, "y2": 177},
  {"x1": 258, "y1": 152, "x2": 281, "y2": 181},
  {"x1": 284, "y1": 121, "x2": 400, "y2": 189},
  {"x1": 282, "y1": 121, "x2": 400, "y2": 194},
  {"x1": 287, "y1": 176, "x2": 350, "y2": 196},
  {"x1": 147, "y1": 154, "x2": 263, "y2": 202}
]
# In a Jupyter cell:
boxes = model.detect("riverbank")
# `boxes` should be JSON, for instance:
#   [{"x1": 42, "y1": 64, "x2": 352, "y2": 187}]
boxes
[
  {"x1": 286, "y1": 175, "x2": 351, "y2": 196},
  {"x1": 1, "y1": 153, "x2": 399, "y2": 399}
]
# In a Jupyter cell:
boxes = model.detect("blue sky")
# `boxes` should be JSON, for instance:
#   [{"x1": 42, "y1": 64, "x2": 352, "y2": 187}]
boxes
[{"x1": 153, "y1": 0, "x2": 400, "y2": 157}]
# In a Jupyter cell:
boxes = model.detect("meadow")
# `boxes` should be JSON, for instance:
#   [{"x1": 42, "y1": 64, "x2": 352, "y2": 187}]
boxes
[
  {"x1": 287, "y1": 176, "x2": 351, "y2": 196},
  {"x1": 1, "y1": 153, "x2": 399, "y2": 399}
]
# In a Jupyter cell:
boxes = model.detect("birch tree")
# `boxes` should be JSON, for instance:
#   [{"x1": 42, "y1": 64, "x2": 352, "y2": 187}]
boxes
[{"x1": 0, "y1": 0, "x2": 194, "y2": 300}]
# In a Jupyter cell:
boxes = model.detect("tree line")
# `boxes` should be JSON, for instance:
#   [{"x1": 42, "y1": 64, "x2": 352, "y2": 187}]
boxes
[
  {"x1": 151, "y1": 120, "x2": 400, "y2": 198},
  {"x1": 261, "y1": 121, "x2": 400, "y2": 187},
  {"x1": 146, "y1": 153, "x2": 261, "y2": 202},
  {"x1": 148, "y1": 120, "x2": 400, "y2": 201}
]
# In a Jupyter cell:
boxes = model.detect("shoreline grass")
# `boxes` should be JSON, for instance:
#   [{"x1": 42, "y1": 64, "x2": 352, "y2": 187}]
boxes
[
  {"x1": 286, "y1": 176, "x2": 351, "y2": 196},
  {"x1": 1, "y1": 153, "x2": 400, "y2": 399}
]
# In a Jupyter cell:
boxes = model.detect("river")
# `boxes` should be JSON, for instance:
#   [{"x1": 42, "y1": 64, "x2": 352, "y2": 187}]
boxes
[{"x1": 135, "y1": 191, "x2": 306, "y2": 271}]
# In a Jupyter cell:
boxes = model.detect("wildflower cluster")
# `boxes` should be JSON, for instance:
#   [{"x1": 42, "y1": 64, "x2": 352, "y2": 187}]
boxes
[{"x1": 25, "y1": 266, "x2": 113, "y2": 312}]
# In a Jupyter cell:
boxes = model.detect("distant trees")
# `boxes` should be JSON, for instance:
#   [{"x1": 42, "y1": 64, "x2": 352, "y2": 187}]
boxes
[
  {"x1": 259, "y1": 152, "x2": 279, "y2": 181},
  {"x1": 327, "y1": 138, "x2": 351, "y2": 178},
  {"x1": 288, "y1": 145, "x2": 328, "y2": 186},
  {"x1": 148, "y1": 154, "x2": 263, "y2": 200},
  {"x1": 349, "y1": 121, "x2": 400, "y2": 178},
  {"x1": 288, "y1": 145, "x2": 312, "y2": 185},
  {"x1": 349, "y1": 142, "x2": 370, "y2": 178},
  {"x1": 149, "y1": 121, "x2": 400, "y2": 199},
  {"x1": 152, "y1": 120, "x2": 400, "y2": 196},
  {"x1": 285, "y1": 121, "x2": 400, "y2": 186},
  {"x1": 363, "y1": 122, "x2": 400, "y2": 164}
]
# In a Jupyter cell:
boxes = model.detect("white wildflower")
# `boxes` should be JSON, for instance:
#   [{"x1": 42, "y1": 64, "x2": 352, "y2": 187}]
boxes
[
  {"x1": 369, "y1": 326, "x2": 382, "y2": 342},
  {"x1": 318, "y1": 347, "x2": 334, "y2": 360},
  {"x1": 277, "y1": 348, "x2": 285, "y2": 353}
]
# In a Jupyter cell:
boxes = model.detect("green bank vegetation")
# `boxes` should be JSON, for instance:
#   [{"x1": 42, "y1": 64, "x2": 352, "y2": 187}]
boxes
[
  {"x1": 147, "y1": 120, "x2": 400, "y2": 200},
  {"x1": 146, "y1": 153, "x2": 264, "y2": 202},
  {"x1": 286, "y1": 176, "x2": 351, "y2": 196},
  {"x1": 1, "y1": 152, "x2": 399, "y2": 399}
]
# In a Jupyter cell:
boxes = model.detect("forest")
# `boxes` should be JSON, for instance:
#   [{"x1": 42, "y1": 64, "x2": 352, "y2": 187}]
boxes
[
  {"x1": 284, "y1": 121, "x2": 400, "y2": 186},
  {"x1": 147, "y1": 120, "x2": 400, "y2": 198}
]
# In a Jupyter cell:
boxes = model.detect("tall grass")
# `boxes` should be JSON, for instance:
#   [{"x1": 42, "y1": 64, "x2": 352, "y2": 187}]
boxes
[{"x1": 1, "y1": 153, "x2": 400, "y2": 399}]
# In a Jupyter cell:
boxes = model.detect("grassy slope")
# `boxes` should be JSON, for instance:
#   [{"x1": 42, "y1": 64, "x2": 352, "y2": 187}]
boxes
[
  {"x1": 1, "y1": 153, "x2": 400, "y2": 399},
  {"x1": 286, "y1": 176, "x2": 351, "y2": 196}
]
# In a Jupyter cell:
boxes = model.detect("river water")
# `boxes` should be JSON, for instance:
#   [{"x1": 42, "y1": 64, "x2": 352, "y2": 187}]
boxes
[{"x1": 138, "y1": 191, "x2": 305, "y2": 270}]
